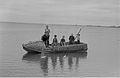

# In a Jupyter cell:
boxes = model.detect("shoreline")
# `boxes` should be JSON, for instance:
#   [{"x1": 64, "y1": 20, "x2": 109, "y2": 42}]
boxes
[{"x1": 0, "y1": 21, "x2": 119, "y2": 28}]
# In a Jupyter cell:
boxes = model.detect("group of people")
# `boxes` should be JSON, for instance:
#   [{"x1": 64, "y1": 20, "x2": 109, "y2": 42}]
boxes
[{"x1": 41, "y1": 25, "x2": 81, "y2": 47}]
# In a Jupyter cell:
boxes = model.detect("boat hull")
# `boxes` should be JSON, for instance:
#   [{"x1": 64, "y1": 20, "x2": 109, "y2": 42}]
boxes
[{"x1": 22, "y1": 41, "x2": 88, "y2": 53}]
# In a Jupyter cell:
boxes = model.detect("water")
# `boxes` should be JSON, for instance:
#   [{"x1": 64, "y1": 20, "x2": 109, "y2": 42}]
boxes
[{"x1": 0, "y1": 22, "x2": 119, "y2": 77}]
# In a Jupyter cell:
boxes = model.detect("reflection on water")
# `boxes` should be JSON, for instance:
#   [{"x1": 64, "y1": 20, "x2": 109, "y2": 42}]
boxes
[
  {"x1": 22, "y1": 52, "x2": 87, "y2": 76},
  {"x1": 40, "y1": 56, "x2": 48, "y2": 76}
]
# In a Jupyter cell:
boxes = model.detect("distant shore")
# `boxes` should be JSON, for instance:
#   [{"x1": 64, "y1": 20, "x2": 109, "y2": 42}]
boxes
[{"x1": 0, "y1": 21, "x2": 119, "y2": 28}]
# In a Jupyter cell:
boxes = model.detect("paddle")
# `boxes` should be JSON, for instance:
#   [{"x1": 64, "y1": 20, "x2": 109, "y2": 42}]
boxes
[{"x1": 77, "y1": 28, "x2": 82, "y2": 34}]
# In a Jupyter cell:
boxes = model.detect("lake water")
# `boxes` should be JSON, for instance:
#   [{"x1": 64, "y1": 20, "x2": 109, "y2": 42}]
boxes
[{"x1": 0, "y1": 22, "x2": 119, "y2": 77}]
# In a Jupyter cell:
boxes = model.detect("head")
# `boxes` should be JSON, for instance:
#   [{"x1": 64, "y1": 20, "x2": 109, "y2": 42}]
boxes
[
  {"x1": 46, "y1": 25, "x2": 48, "y2": 29},
  {"x1": 77, "y1": 34, "x2": 80, "y2": 36},
  {"x1": 54, "y1": 35, "x2": 57, "y2": 37},
  {"x1": 62, "y1": 35, "x2": 65, "y2": 38},
  {"x1": 71, "y1": 33, "x2": 73, "y2": 36}
]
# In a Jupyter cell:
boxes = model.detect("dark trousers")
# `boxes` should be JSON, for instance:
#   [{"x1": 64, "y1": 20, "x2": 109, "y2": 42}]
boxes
[
  {"x1": 69, "y1": 40, "x2": 74, "y2": 45},
  {"x1": 75, "y1": 40, "x2": 80, "y2": 44},
  {"x1": 44, "y1": 40, "x2": 49, "y2": 47}
]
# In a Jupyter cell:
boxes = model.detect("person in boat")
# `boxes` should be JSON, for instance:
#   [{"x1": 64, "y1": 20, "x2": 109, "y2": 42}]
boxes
[
  {"x1": 60, "y1": 35, "x2": 65, "y2": 46},
  {"x1": 75, "y1": 33, "x2": 80, "y2": 44},
  {"x1": 41, "y1": 32, "x2": 49, "y2": 47},
  {"x1": 52, "y1": 35, "x2": 58, "y2": 46},
  {"x1": 44, "y1": 25, "x2": 50, "y2": 46},
  {"x1": 75, "y1": 28, "x2": 82, "y2": 44},
  {"x1": 69, "y1": 33, "x2": 75, "y2": 45}
]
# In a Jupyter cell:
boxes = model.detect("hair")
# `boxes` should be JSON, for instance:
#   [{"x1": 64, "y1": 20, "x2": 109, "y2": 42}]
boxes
[{"x1": 54, "y1": 35, "x2": 57, "y2": 37}]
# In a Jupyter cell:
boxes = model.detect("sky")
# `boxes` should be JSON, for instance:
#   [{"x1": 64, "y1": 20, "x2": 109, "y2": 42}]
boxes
[{"x1": 0, "y1": 0, "x2": 119, "y2": 26}]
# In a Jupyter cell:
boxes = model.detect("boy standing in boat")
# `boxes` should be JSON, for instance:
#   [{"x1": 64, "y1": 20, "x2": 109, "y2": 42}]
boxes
[
  {"x1": 44, "y1": 25, "x2": 50, "y2": 46},
  {"x1": 45, "y1": 25, "x2": 50, "y2": 35},
  {"x1": 41, "y1": 33, "x2": 49, "y2": 47}
]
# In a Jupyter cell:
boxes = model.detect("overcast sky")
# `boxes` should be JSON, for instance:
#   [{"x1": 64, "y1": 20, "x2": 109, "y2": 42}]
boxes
[{"x1": 0, "y1": 0, "x2": 119, "y2": 25}]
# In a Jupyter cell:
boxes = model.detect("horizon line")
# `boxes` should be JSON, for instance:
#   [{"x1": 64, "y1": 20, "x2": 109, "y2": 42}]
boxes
[{"x1": 0, "y1": 21, "x2": 119, "y2": 27}]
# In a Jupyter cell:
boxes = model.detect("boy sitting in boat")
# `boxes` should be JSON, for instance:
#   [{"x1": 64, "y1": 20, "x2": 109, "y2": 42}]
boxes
[
  {"x1": 75, "y1": 33, "x2": 80, "y2": 44},
  {"x1": 52, "y1": 35, "x2": 58, "y2": 46},
  {"x1": 69, "y1": 33, "x2": 75, "y2": 45},
  {"x1": 75, "y1": 28, "x2": 81, "y2": 44},
  {"x1": 60, "y1": 35, "x2": 65, "y2": 46}
]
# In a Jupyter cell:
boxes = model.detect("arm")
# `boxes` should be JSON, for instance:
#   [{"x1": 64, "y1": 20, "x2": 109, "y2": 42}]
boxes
[
  {"x1": 49, "y1": 29, "x2": 50, "y2": 33},
  {"x1": 69, "y1": 36, "x2": 71, "y2": 40}
]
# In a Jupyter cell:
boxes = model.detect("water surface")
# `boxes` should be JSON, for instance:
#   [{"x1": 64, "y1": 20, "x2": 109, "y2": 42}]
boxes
[{"x1": 0, "y1": 22, "x2": 119, "y2": 77}]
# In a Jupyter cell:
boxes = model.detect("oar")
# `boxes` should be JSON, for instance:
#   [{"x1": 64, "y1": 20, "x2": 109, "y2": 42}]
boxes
[{"x1": 77, "y1": 28, "x2": 82, "y2": 34}]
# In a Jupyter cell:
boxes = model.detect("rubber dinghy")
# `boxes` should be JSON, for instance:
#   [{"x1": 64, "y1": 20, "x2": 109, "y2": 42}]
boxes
[{"x1": 22, "y1": 41, "x2": 88, "y2": 53}]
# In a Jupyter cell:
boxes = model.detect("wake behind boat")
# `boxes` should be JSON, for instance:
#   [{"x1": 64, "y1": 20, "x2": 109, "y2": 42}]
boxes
[{"x1": 22, "y1": 41, "x2": 88, "y2": 53}]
